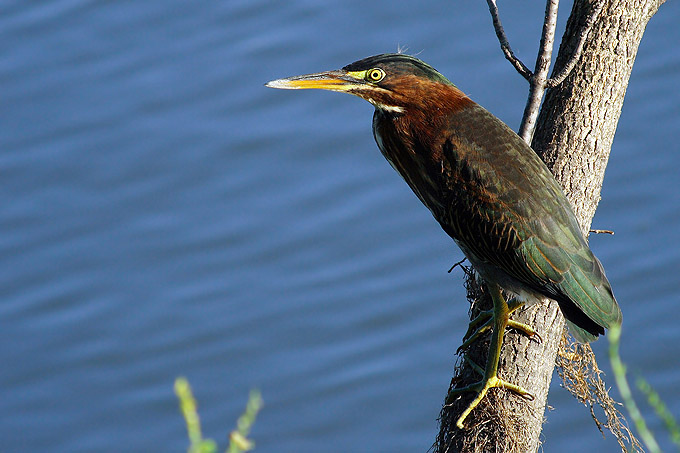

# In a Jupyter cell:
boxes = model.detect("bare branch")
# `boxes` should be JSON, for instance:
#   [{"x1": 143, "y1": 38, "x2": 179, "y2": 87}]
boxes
[
  {"x1": 535, "y1": 0, "x2": 560, "y2": 79},
  {"x1": 519, "y1": 0, "x2": 560, "y2": 144},
  {"x1": 485, "y1": 0, "x2": 533, "y2": 81},
  {"x1": 548, "y1": 0, "x2": 605, "y2": 88},
  {"x1": 447, "y1": 258, "x2": 467, "y2": 273},
  {"x1": 589, "y1": 229, "x2": 614, "y2": 235}
]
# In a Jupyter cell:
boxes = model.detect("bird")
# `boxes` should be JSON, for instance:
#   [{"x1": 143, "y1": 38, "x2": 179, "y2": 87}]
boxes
[{"x1": 266, "y1": 53, "x2": 622, "y2": 428}]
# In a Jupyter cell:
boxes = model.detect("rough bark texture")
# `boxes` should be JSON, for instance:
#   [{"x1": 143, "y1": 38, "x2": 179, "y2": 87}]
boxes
[{"x1": 436, "y1": 1, "x2": 665, "y2": 452}]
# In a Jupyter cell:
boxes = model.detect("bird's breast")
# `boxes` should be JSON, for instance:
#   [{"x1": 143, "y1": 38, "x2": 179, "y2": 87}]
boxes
[{"x1": 372, "y1": 110, "x2": 451, "y2": 220}]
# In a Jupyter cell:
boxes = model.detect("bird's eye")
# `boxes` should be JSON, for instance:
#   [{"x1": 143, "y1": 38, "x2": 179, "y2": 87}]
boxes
[{"x1": 366, "y1": 68, "x2": 385, "y2": 83}]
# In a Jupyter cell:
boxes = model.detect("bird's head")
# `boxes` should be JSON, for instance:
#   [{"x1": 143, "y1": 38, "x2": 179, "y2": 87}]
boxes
[{"x1": 266, "y1": 54, "x2": 471, "y2": 114}]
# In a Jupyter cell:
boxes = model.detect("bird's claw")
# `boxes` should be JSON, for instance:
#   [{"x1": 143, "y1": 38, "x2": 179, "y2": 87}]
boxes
[
  {"x1": 507, "y1": 319, "x2": 542, "y2": 344},
  {"x1": 447, "y1": 374, "x2": 534, "y2": 429},
  {"x1": 462, "y1": 310, "x2": 493, "y2": 340},
  {"x1": 457, "y1": 318, "x2": 492, "y2": 354}
]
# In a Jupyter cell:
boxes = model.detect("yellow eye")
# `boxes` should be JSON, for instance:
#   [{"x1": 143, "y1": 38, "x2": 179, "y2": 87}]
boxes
[{"x1": 366, "y1": 68, "x2": 385, "y2": 82}]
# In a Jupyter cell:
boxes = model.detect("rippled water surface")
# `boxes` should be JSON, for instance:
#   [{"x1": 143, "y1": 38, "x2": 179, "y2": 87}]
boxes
[{"x1": 1, "y1": 1, "x2": 679, "y2": 451}]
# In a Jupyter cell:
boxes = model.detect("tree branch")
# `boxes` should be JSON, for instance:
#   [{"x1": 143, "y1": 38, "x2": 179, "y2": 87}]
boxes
[
  {"x1": 485, "y1": 0, "x2": 532, "y2": 81},
  {"x1": 547, "y1": 0, "x2": 604, "y2": 88},
  {"x1": 518, "y1": 0, "x2": 560, "y2": 143}
]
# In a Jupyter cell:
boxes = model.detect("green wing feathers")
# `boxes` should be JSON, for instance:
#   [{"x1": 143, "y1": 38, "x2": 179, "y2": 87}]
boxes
[{"x1": 521, "y1": 232, "x2": 623, "y2": 340}]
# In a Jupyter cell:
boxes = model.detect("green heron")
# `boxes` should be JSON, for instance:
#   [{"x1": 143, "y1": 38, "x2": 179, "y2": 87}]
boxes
[{"x1": 266, "y1": 54, "x2": 622, "y2": 428}]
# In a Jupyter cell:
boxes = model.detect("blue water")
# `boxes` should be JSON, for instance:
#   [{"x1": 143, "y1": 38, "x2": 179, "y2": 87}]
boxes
[{"x1": 1, "y1": 1, "x2": 678, "y2": 451}]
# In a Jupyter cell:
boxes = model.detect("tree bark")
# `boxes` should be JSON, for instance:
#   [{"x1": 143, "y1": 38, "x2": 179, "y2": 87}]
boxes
[{"x1": 436, "y1": 1, "x2": 665, "y2": 452}]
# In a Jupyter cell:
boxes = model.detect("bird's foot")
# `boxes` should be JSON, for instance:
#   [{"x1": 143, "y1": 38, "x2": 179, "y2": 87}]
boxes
[
  {"x1": 462, "y1": 297, "x2": 527, "y2": 341},
  {"x1": 446, "y1": 371, "x2": 534, "y2": 429},
  {"x1": 508, "y1": 319, "x2": 541, "y2": 343},
  {"x1": 457, "y1": 302, "x2": 541, "y2": 354},
  {"x1": 504, "y1": 297, "x2": 542, "y2": 342},
  {"x1": 457, "y1": 310, "x2": 493, "y2": 353}
]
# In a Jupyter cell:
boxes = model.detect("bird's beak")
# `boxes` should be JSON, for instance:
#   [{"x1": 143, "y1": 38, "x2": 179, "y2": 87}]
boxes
[{"x1": 265, "y1": 70, "x2": 363, "y2": 93}]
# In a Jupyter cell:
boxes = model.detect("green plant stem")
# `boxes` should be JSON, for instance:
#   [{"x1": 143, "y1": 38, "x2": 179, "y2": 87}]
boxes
[
  {"x1": 608, "y1": 325, "x2": 661, "y2": 453},
  {"x1": 228, "y1": 390, "x2": 263, "y2": 453},
  {"x1": 636, "y1": 376, "x2": 680, "y2": 447}
]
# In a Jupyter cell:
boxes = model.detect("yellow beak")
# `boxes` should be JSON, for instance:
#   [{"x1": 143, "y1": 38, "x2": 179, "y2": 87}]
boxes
[{"x1": 265, "y1": 70, "x2": 363, "y2": 92}]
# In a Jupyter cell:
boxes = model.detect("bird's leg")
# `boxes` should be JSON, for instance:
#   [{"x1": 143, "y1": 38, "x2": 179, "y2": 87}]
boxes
[
  {"x1": 457, "y1": 296, "x2": 539, "y2": 353},
  {"x1": 447, "y1": 281, "x2": 534, "y2": 429}
]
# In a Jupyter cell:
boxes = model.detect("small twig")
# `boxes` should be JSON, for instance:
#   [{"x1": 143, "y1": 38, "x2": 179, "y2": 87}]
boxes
[
  {"x1": 448, "y1": 258, "x2": 467, "y2": 273},
  {"x1": 548, "y1": 0, "x2": 604, "y2": 87},
  {"x1": 485, "y1": 0, "x2": 533, "y2": 81},
  {"x1": 589, "y1": 228, "x2": 614, "y2": 235},
  {"x1": 519, "y1": 0, "x2": 560, "y2": 143}
]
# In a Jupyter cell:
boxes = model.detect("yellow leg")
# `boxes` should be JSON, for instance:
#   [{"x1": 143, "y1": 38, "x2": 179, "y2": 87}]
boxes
[{"x1": 447, "y1": 282, "x2": 534, "y2": 429}]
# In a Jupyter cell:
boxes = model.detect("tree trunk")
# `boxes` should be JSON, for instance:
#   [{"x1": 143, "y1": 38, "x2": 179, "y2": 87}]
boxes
[{"x1": 436, "y1": 0, "x2": 665, "y2": 451}]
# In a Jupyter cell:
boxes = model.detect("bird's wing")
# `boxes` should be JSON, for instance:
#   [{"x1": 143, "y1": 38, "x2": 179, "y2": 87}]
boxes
[
  {"x1": 443, "y1": 106, "x2": 622, "y2": 336},
  {"x1": 517, "y1": 209, "x2": 622, "y2": 334}
]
